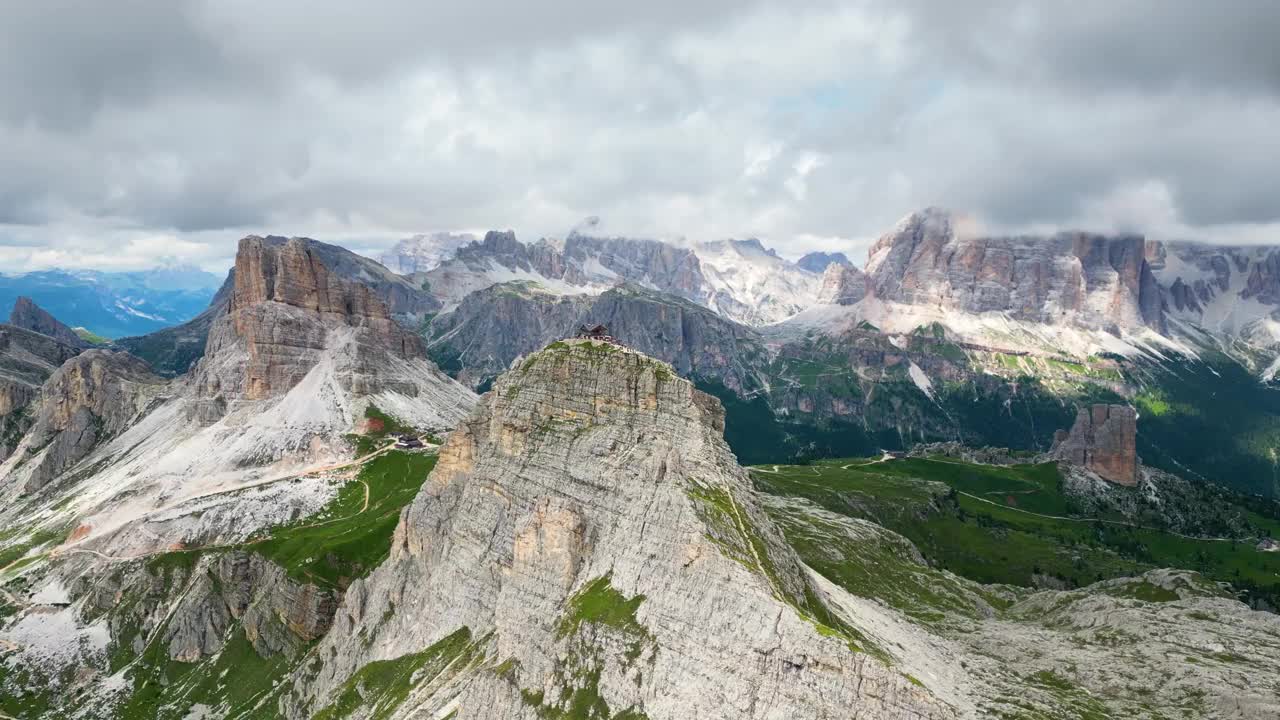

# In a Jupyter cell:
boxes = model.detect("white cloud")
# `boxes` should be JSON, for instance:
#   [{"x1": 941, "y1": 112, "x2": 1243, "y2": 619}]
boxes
[{"x1": 0, "y1": 0, "x2": 1278, "y2": 273}]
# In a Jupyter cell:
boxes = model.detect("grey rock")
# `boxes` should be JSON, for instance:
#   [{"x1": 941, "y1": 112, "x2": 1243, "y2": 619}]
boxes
[
  {"x1": 78, "y1": 550, "x2": 338, "y2": 665},
  {"x1": 8, "y1": 296, "x2": 90, "y2": 348},
  {"x1": 118, "y1": 234, "x2": 440, "y2": 379},
  {"x1": 285, "y1": 340, "x2": 948, "y2": 719},
  {"x1": 189, "y1": 235, "x2": 468, "y2": 423},
  {"x1": 15, "y1": 349, "x2": 166, "y2": 494},
  {"x1": 0, "y1": 323, "x2": 82, "y2": 461},
  {"x1": 865, "y1": 208, "x2": 1165, "y2": 333},
  {"x1": 817, "y1": 262, "x2": 870, "y2": 305},
  {"x1": 428, "y1": 282, "x2": 767, "y2": 394}
]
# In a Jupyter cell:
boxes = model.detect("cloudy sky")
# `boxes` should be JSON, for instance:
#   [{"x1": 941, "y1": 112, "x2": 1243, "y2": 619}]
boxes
[{"x1": 1, "y1": 0, "x2": 1278, "y2": 273}]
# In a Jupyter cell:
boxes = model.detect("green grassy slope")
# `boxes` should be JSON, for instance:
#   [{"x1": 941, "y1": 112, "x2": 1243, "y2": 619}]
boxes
[
  {"x1": 753, "y1": 457, "x2": 1280, "y2": 609},
  {"x1": 1125, "y1": 349, "x2": 1280, "y2": 498},
  {"x1": 251, "y1": 449, "x2": 437, "y2": 589}
]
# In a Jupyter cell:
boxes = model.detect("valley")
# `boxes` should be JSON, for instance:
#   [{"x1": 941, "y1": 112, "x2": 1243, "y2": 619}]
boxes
[
  {"x1": 754, "y1": 455, "x2": 1280, "y2": 610},
  {"x1": 4, "y1": 210, "x2": 1280, "y2": 718}
]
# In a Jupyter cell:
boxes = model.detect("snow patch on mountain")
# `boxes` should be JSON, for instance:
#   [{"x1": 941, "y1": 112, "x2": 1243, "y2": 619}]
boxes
[
  {"x1": 693, "y1": 238, "x2": 822, "y2": 325},
  {"x1": 774, "y1": 295, "x2": 1191, "y2": 360},
  {"x1": 378, "y1": 232, "x2": 477, "y2": 274},
  {"x1": 908, "y1": 361, "x2": 935, "y2": 399}
]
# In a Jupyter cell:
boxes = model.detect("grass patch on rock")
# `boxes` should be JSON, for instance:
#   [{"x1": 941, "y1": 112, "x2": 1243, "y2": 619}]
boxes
[{"x1": 314, "y1": 627, "x2": 479, "y2": 720}]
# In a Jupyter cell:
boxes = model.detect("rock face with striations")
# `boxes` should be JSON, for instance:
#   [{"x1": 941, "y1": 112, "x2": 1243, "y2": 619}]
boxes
[
  {"x1": 427, "y1": 282, "x2": 766, "y2": 393},
  {"x1": 15, "y1": 350, "x2": 166, "y2": 493},
  {"x1": 191, "y1": 236, "x2": 450, "y2": 417},
  {"x1": 284, "y1": 339, "x2": 948, "y2": 719},
  {"x1": 8, "y1": 296, "x2": 90, "y2": 348},
  {"x1": 78, "y1": 550, "x2": 337, "y2": 666},
  {"x1": 817, "y1": 262, "x2": 871, "y2": 305},
  {"x1": 1051, "y1": 404, "x2": 1139, "y2": 486},
  {"x1": 120, "y1": 235, "x2": 439, "y2": 378},
  {"x1": 865, "y1": 208, "x2": 1166, "y2": 333},
  {"x1": 0, "y1": 323, "x2": 83, "y2": 461}
]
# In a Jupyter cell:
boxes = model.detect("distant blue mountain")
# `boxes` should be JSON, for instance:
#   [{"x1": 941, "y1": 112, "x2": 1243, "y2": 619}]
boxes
[{"x1": 0, "y1": 266, "x2": 225, "y2": 339}]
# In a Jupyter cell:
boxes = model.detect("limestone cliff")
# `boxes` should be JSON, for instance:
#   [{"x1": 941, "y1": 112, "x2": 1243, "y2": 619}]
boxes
[
  {"x1": 817, "y1": 262, "x2": 870, "y2": 305},
  {"x1": 1148, "y1": 240, "x2": 1280, "y2": 343},
  {"x1": 284, "y1": 340, "x2": 947, "y2": 719},
  {"x1": 8, "y1": 297, "x2": 89, "y2": 348},
  {"x1": 865, "y1": 208, "x2": 1165, "y2": 333},
  {"x1": 0, "y1": 324, "x2": 82, "y2": 461},
  {"x1": 119, "y1": 235, "x2": 437, "y2": 378},
  {"x1": 191, "y1": 236, "x2": 452, "y2": 418},
  {"x1": 12, "y1": 350, "x2": 166, "y2": 494},
  {"x1": 78, "y1": 551, "x2": 338, "y2": 665},
  {"x1": 1051, "y1": 403, "x2": 1139, "y2": 485}
]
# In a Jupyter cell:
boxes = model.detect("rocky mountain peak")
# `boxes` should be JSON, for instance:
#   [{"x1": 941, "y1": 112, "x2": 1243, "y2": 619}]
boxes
[
  {"x1": 231, "y1": 236, "x2": 418, "y2": 345},
  {"x1": 14, "y1": 349, "x2": 165, "y2": 493},
  {"x1": 863, "y1": 208, "x2": 1165, "y2": 333},
  {"x1": 729, "y1": 237, "x2": 776, "y2": 257},
  {"x1": 8, "y1": 296, "x2": 89, "y2": 348},
  {"x1": 818, "y1": 262, "x2": 871, "y2": 305},
  {"x1": 192, "y1": 235, "x2": 439, "y2": 411},
  {"x1": 289, "y1": 338, "x2": 942, "y2": 717}
]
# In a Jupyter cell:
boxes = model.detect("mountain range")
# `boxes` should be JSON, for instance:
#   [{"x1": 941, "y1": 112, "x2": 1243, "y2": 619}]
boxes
[
  {"x1": 2, "y1": 209, "x2": 1280, "y2": 718},
  {"x1": 0, "y1": 266, "x2": 224, "y2": 340}
]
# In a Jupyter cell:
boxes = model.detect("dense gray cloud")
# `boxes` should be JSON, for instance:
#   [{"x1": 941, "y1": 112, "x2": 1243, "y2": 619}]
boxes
[{"x1": 0, "y1": 0, "x2": 1277, "y2": 272}]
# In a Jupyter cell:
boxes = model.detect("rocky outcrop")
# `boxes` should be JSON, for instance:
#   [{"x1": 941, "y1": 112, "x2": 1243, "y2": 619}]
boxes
[
  {"x1": 817, "y1": 262, "x2": 870, "y2": 305},
  {"x1": 697, "y1": 237, "x2": 822, "y2": 324},
  {"x1": 255, "y1": 234, "x2": 440, "y2": 323},
  {"x1": 865, "y1": 208, "x2": 1165, "y2": 333},
  {"x1": 285, "y1": 340, "x2": 948, "y2": 719},
  {"x1": 14, "y1": 350, "x2": 166, "y2": 494},
  {"x1": 121, "y1": 235, "x2": 441, "y2": 379},
  {"x1": 424, "y1": 228, "x2": 822, "y2": 325},
  {"x1": 426, "y1": 281, "x2": 594, "y2": 388},
  {"x1": 192, "y1": 236, "x2": 443, "y2": 412},
  {"x1": 8, "y1": 296, "x2": 90, "y2": 348},
  {"x1": 1148, "y1": 241, "x2": 1280, "y2": 339},
  {"x1": 0, "y1": 324, "x2": 83, "y2": 461},
  {"x1": 561, "y1": 231, "x2": 707, "y2": 302},
  {"x1": 1051, "y1": 403, "x2": 1139, "y2": 485},
  {"x1": 80, "y1": 550, "x2": 337, "y2": 665}
]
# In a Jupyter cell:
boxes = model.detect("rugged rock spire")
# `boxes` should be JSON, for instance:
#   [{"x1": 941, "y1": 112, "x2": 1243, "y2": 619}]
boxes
[
  {"x1": 1051, "y1": 403, "x2": 1139, "y2": 485},
  {"x1": 817, "y1": 262, "x2": 870, "y2": 305},
  {"x1": 8, "y1": 296, "x2": 90, "y2": 348},
  {"x1": 191, "y1": 236, "x2": 451, "y2": 417},
  {"x1": 285, "y1": 339, "x2": 946, "y2": 719}
]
